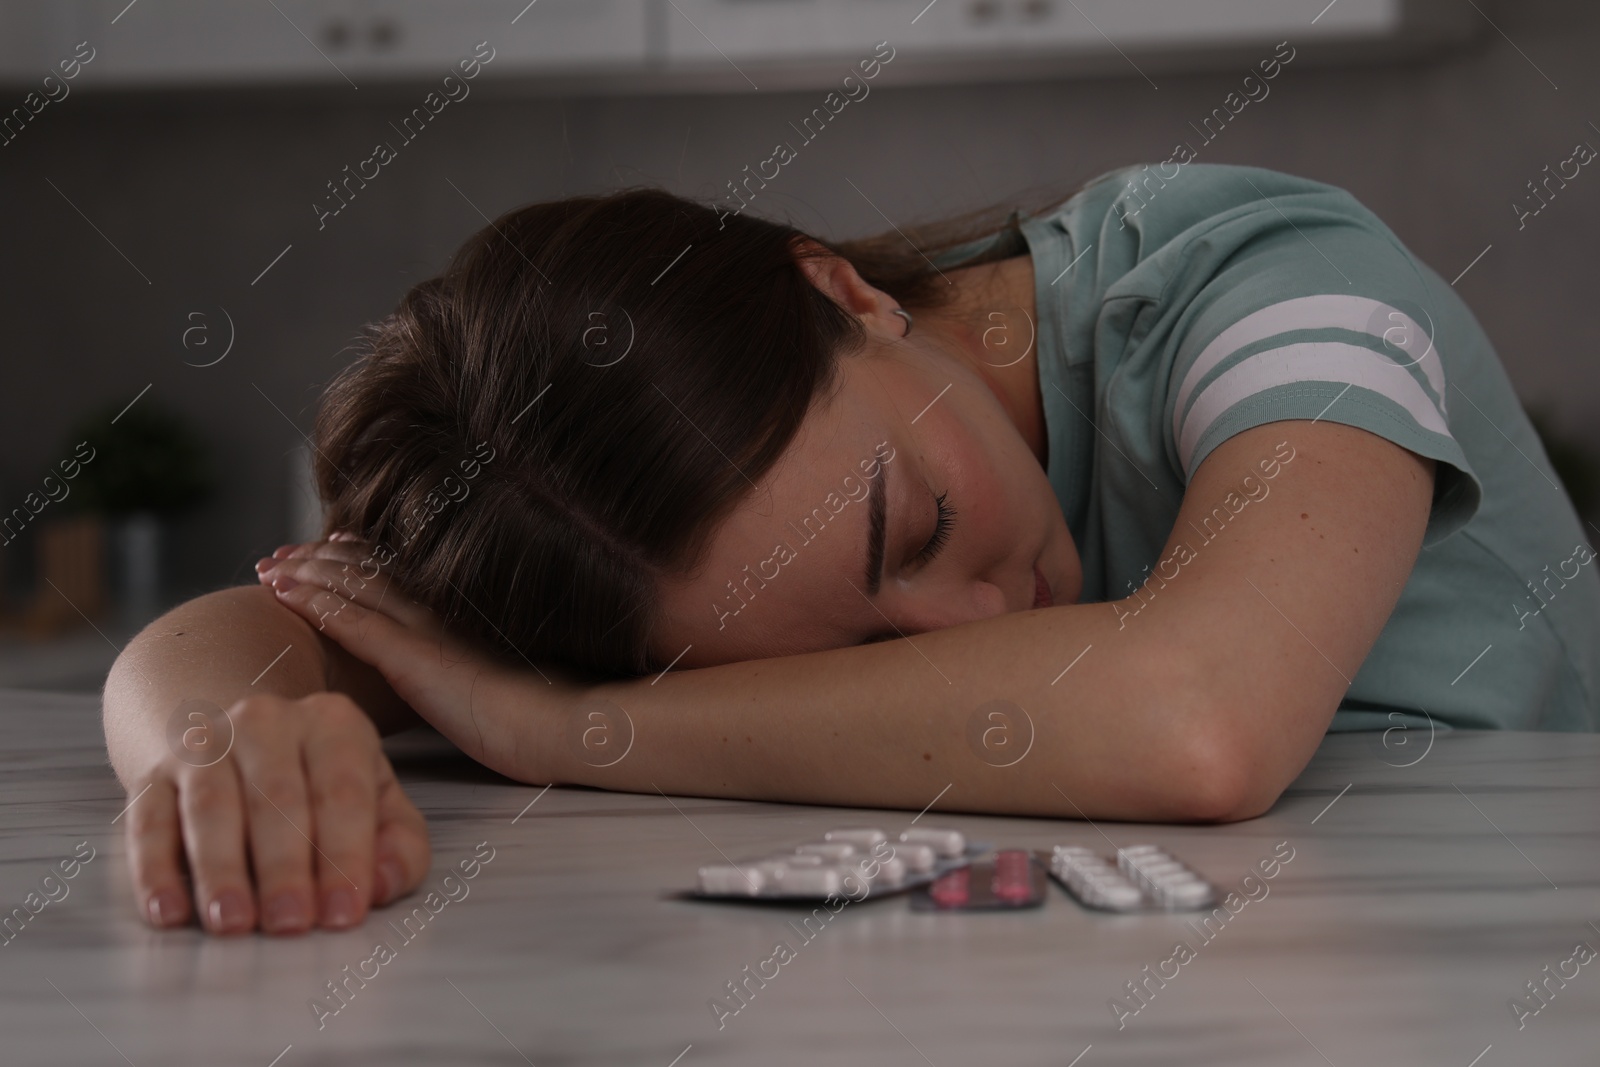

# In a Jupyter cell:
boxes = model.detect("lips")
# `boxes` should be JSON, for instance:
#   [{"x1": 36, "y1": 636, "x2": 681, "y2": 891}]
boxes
[{"x1": 1032, "y1": 564, "x2": 1053, "y2": 609}]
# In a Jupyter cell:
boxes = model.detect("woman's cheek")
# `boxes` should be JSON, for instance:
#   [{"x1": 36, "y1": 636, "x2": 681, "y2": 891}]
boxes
[{"x1": 951, "y1": 413, "x2": 1014, "y2": 557}]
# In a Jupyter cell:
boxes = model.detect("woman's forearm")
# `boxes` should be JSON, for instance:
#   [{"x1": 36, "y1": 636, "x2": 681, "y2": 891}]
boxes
[
  {"x1": 259, "y1": 545, "x2": 1251, "y2": 822},
  {"x1": 104, "y1": 586, "x2": 330, "y2": 787},
  {"x1": 103, "y1": 586, "x2": 414, "y2": 789},
  {"x1": 521, "y1": 596, "x2": 1233, "y2": 823}
]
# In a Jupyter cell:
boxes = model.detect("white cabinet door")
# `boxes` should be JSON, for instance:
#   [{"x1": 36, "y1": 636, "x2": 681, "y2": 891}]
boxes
[
  {"x1": 660, "y1": 0, "x2": 1410, "y2": 62},
  {"x1": 58, "y1": 0, "x2": 648, "y2": 87},
  {"x1": 2, "y1": 0, "x2": 1471, "y2": 90}
]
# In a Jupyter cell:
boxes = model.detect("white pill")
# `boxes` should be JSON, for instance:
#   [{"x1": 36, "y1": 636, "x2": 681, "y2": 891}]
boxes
[
  {"x1": 825, "y1": 827, "x2": 888, "y2": 846},
  {"x1": 867, "y1": 856, "x2": 907, "y2": 886},
  {"x1": 1128, "y1": 861, "x2": 1187, "y2": 884},
  {"x1": 899, "y1": 828, "x2": 966, "y2": 858},
  {"x1": 1090, "y1": 882, "x2": 1145, "y2": 909},
  {"x1": 767, "y1": 853, "x2": 823, "y2": 868},
  {"x1": 1081, "y1": 875, "x2": 1132, "y2": 896},
  {"x1": 796, "y1": 842, "x2": 856, "y2": 861},
  {"x1": 1156, "y1": 881, "x2": 1214, "y2": 908},
  {"x1": 1078, "y1": 867, "x2": 1131, "y2": 886},
  {"x1": 893, "y1": 843, "x2": 938, "y2": 873},
  {"x1": 777, "y1": 864, "x2": 849, "y2": 895},
  {"x1": 699, "y1": 865, "x2": 766, "y2": 896}
]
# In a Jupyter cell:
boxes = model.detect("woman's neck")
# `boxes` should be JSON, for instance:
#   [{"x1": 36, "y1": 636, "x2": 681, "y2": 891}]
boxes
[{"x1": 929, "y1": 255, "x2": 1048, "y2": 466}]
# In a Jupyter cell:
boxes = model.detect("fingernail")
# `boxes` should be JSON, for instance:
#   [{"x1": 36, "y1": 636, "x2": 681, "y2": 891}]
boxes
[
  {"x1": 375, "y1": 859, "x2": 406, "y2": 906},
  {"x1": 254, "y1": 557, "x2": 277, "y2": 575},
  {"x1": 147, "y1": 889, "x2": 187, "y2": 927},
  {"x1": 272, "y1": 544, "x2": 297, "y2": 559},
  {"x1": 322, "y1": 888, "x2": 359, "y2": 928},
  {"x1": 272, "y1": 574, "x2": 299, "y2": 593},
  {"x1": 262, "y1": 891, "x2": 308, "y2": 934},
  {"x1": 207, "y1": 889, "x2": 250, "y2": 933}
]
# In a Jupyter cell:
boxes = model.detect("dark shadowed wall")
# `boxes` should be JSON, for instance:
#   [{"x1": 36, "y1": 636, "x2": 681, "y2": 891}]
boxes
[{"x1": 1, "y1": 0, "x2": 1596, "y2": 611}]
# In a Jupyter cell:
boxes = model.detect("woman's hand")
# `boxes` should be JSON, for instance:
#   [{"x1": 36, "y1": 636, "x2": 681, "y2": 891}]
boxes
[
  {"x1": 127, "y1": 690, "x2": 430, "y2": 936},
  {"x1": 256, "y1": 538, "x2": 573, "y2": 783}
]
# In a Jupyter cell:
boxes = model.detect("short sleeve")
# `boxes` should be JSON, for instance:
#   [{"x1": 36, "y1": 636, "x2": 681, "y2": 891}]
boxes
[{"x1": 1158, "y1": 169, "x2": 1484, "y2": 548}]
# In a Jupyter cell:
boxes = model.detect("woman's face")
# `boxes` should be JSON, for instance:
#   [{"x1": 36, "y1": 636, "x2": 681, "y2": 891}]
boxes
[{"x1": 648, "y1": 249, "x2": 1082, "y2": 668}]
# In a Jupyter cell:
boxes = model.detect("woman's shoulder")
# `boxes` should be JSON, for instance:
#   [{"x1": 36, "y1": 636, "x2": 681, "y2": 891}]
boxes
[{"x1": 1045, "y1": 162, "x2": 1384, "y2": 258}]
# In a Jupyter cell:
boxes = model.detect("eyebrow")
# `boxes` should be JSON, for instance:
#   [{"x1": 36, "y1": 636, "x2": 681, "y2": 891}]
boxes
[{"x1": 864, "y1": 464, "x2": 887, "y2": 597}]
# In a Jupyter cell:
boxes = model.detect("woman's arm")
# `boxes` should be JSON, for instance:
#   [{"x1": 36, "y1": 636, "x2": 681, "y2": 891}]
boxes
[
  {"x1": 105, "y1": 583, "x2": 420, "y2": 758},
  {"x1": 104, "y1": 584, "x2": 430, "y2": 934},
  {"x1": 270, "y1": 419, "x2": 1434, "y2": 823}
]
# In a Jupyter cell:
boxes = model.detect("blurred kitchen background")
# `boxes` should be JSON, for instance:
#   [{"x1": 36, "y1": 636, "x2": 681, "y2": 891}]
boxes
[{"x1": 1, "y1": 0, "x2": 1597, "y2": 689}]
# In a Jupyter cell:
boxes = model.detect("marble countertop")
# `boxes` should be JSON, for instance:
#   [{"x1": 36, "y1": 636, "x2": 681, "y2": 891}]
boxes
[{"x1": 2, "y1": 688, "x2": 1598, "y2": 1066}]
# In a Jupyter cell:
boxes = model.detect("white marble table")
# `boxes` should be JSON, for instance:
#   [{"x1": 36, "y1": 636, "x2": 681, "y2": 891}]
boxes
[{"x1": 3, "y1": 688, "x2": 1598, "y2": 1066}]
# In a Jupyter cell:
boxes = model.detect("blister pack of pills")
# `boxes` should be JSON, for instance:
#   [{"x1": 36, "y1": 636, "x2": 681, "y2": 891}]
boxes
[
  {"x1": 1046, "y1": 844, "x2": 1216, "y2": 912},
  {"x1": 909, "y1": 848, "x2": 1048, "y2": 911},
  {"x1": 691, "y1": 826, "x2": 973, "y2": 902}
]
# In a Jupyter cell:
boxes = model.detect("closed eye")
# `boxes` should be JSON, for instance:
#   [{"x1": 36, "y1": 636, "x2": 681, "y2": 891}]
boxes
[
  {"x1": 910, "y1": 490, "x2": 955, "y2": 567},
  {"x1": 856, "y1": 489, "x2": 954, "y2": 645}
]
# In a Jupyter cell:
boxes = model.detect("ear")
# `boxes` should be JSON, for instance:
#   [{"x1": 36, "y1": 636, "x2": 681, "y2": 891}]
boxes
[{"x1": 790, "y1": 237, "x2": 905, "y2": 342}]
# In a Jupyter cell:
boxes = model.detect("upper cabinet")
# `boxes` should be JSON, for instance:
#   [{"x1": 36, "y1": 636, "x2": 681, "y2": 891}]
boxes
[
  {"x1": 1, "y1": 1, "x2": 647, "y2": 86},
  {"x1": 0, "y1": 0, "x2": 1478, "y2": 92}
]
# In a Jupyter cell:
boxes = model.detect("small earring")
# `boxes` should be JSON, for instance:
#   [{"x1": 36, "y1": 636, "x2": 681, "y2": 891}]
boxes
[{"x1": 892, "y1": 307, "x2": 913, "y2": 336}]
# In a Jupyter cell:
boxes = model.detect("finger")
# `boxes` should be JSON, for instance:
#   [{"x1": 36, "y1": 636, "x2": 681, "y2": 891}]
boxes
[
  {"x1": 125, "y1": 776, "x2": 193, "y2": 928},
  {"x1": 282, "y1": 540, "x2": 332, "y2": 561},
  {"x1": 371, "y1": 756, "x2": 431, "y2": 907},
  {"x1": 270, "y1": 579, "x2": 455, "y2": 704},
  {"x1": 230, "y1": 704, "x2": 317, "y2": 936},
  {"x1": 262, "y1": 542, "x2": 361, "y2": 572},
  {"x1": 273, "y1": 539, "x2": 366, "y2": 565},
  {"x1": 303, "y1": 696, "x2": 381, "y2": 929},
  {"x1": 304, "y1": 540, "x2": 371, "y2": 566},
  {"x1": 269, "y1": 557, "x2": 436, "y2": 631},
  {"x1": 176, "y1": 758, "x2": 256, "y2": 935},
  {"x1": 271, "y1": 540, "x2": 331, "y2": 561},
  {"x1": 260, "y1": 541, "x2": 345, "y2": 583}
]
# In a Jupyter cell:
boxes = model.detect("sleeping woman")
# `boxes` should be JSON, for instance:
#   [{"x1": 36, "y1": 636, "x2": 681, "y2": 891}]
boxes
[{"x1": 103, "y1": 162, "x2": 1600, "y2": 937}]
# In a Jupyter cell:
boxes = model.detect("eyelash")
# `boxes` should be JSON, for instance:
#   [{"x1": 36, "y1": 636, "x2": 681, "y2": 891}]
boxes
[
  {"x1": 860, "y1": 491, "x2": 956, "y2": 645},
  {"x1": 911, "y1": 490, "x2": 956, "y2": 567}
]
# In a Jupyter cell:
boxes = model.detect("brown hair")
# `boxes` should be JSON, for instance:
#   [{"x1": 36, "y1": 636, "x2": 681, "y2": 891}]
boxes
[{"x1": 313, "y1": 182, "x2": 1076, "y2": 675}]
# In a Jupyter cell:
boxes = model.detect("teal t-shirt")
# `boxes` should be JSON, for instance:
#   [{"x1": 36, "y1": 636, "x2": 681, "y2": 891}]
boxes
[{"x1": 930, "y1": 163, "x2": 1600, "y2": 733}]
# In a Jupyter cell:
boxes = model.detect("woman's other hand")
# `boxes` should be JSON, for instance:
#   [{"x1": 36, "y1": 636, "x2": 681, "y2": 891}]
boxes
[
  {"x1": 127, "y1": 690, "x2": 430, "y2": 935},
  {"x1": 257, "y1": 539, "x2": 571, "y2": 782}
]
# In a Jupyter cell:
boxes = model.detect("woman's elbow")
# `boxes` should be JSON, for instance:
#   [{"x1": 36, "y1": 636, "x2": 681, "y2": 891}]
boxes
[{"x1": 1167, "y1": 728, "x2": 1281, "y2": 823}]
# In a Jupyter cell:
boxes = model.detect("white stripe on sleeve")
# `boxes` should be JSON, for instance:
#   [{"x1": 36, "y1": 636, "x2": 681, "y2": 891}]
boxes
[
  {"x1": 1170, "y1": 294, "x2": 1447, "y2": 447},
  {"x1": 1176, "y1": 341, "x2": 1452, "y2": 476}
]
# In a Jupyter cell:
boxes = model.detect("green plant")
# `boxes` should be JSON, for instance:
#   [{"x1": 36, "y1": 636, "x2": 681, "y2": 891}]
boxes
[{"x1": 62, "y1": 402, "x2": 216, "y2": 517}]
